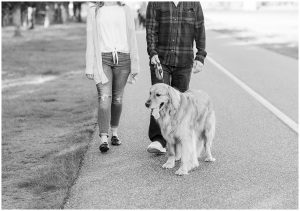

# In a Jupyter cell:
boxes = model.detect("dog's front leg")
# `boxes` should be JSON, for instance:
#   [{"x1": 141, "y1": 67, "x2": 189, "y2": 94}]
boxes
[
  {"x1": 162, "y1": 142, "x2": 175, "y2": 169},
  {"x1": 175, "y1": 139, "x2": 191, "y2": 175},
  {"x1": 175, "y1": 143, "x2": 181, "y2": 161}
]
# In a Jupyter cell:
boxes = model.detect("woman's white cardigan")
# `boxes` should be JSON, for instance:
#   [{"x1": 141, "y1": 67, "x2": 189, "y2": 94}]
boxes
[{"x1": 85, "y1": 3, "x2": 139, "y2": 84}]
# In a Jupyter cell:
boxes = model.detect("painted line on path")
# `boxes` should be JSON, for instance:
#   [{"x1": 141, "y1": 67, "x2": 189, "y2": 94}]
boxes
[{"x1": 207, "y1": 56, "x2": 298, "y2": 134}]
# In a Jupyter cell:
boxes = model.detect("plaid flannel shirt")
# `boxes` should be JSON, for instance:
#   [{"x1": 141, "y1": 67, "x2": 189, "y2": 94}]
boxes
[{"x1": 146, "y1": 1, "x2": 207, "y2": 67}]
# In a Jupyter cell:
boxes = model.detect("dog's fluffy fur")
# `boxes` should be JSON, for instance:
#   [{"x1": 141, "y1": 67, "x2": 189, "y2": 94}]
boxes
[{"x1": 145, "y1": 83, "x2": 216, "y2": 175}]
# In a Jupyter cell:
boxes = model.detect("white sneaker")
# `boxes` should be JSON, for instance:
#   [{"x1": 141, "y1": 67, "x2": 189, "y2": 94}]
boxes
[{"x1": 147, "y1": 141, "x2": 166, "y2": 154}]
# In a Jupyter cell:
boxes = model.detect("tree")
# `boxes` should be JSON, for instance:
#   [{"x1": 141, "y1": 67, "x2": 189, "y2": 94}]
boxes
[
  {"x1": 2, "y1": 2, "x2": 12, "y2": 27},
  {"x1": 73, "y1": 2, "x2": 82, "y2": 22},
  {"x1": 2, "y1": 1, "x2": 78, "y2": 33}
]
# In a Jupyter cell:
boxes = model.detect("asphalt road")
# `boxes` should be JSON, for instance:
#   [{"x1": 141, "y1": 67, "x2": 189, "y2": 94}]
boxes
[{"x1": 64, "y1": 30, "x2": 298, "y2": 209}]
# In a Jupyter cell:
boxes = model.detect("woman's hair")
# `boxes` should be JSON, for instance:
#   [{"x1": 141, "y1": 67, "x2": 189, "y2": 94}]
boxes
[{"x1": 90, "y1": 1, "x2": 125, "y2": 16}]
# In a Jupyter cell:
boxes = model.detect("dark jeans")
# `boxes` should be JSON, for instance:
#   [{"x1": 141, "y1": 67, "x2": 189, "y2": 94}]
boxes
[
  {"x1": 148, "y1": 64, "x2": 192, "y2": 147},
  {"x1": 96, "y1": 52, "x2": 131, "y2": 136}
]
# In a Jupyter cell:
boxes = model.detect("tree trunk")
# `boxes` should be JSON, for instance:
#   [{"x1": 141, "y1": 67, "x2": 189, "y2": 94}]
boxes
[
  {"x1": 54, "y1": 3, "x2": 62, "y2": 24},
  {"x1": 64, "y1": 2, "x2": 70, "y2": 21},
  {"x1": 73, "y1": 2, "x2": 82, "y2": 22},
  {"x1": 2, "y1": 8, "x2": 10, "y2": 27},
  {"x1": 61, "y1": 3, "x2": 69, "y2": 23},
  {"x1": 13, "y1": 4, "x2": 22, "y2": 37},
  {"x1": 72, "y1": 3, "x2": 76, "y2": 21},
  {"x1": 77, "y1": 3, "x2": 82, "y2": 22}
]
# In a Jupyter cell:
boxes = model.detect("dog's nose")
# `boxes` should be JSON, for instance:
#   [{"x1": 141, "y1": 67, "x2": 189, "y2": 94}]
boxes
[{"x1": 145, "y1": 100, "x2": 151, "y2": 108}]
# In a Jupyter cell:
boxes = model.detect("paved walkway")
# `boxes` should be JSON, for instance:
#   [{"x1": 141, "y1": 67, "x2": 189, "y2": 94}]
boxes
[{"x1": 64, "y1": 31, "x2": 298, "y2": 209}]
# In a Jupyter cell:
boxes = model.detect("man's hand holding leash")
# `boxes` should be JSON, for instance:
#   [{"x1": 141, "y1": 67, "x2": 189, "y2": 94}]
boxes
[
  {"x1": 192, "y1": 60, "x2": 204, "y2": 74},
  {"x1": 151, "y1": 55, "x2": 163, "y2": 80}
]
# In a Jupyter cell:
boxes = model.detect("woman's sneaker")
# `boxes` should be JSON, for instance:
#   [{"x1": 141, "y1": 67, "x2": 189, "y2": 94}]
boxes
[
  {"x1": 99, "y1": 142, "x2": 109, "y2": 152},
  {"x1": 111, "y1": 136, "x2": 121, "y2": 145}
]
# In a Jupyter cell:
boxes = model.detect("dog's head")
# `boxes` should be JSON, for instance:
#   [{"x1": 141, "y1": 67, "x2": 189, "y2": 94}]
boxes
[{"x1": 145, "y1": 83, "x2": 181, "y2": 113}]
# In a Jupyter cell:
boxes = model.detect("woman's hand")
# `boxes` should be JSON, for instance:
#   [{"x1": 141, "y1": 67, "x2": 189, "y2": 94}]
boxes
[
  {"x1": 128, "y1": 73, "x2": 138, "y2": 84},
  {"x1": 131, "y1": 73, "x2": 138, "y2": 79},
  {"x1": 86, "y1": 74, "x2": 94, "y2": 80}
]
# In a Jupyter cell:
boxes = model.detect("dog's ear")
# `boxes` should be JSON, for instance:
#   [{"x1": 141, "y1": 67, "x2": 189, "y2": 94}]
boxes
[{"x1": 167, "y1": 86, "x2": 181, "y2": 111}]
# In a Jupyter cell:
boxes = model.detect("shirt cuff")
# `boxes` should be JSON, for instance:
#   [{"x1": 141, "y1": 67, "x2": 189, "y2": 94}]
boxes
[{"x1": 149, "y1": 50, "x2": 158, "y2": 59}]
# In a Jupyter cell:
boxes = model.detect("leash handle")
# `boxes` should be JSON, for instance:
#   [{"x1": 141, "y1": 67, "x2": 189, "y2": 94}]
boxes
[{"x1": 155, "y1": 63, "x2": 163, "y2": 81}]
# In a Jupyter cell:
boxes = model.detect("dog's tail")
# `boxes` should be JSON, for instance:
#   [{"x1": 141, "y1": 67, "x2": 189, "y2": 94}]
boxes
[
  {"x1": 205, "y1": 110, "x2": 216, "y2": 142},
  {"x1": 203, "y1": 110, "x2": 216, "y2": 161}
]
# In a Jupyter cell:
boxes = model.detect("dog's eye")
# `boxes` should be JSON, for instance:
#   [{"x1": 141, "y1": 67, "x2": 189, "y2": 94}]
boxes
[{"x1": 156, "y1": 94, "x2": 161, "y2": 97}]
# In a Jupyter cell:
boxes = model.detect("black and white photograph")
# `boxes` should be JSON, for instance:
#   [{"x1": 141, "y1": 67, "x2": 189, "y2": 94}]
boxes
[{"x1": 1, "y1": 0, "x2": 298, "y2": 209}]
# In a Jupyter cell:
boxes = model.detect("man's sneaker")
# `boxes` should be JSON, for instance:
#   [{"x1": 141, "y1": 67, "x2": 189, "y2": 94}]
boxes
[{"x1": 147, "y1": 141, "x2": 166, "y2": 154}]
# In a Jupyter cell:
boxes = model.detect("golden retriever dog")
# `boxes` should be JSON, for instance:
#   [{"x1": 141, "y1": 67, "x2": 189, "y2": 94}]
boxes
[{"x1": 145, "y1": 83, "x2": 216, "y2": 175}]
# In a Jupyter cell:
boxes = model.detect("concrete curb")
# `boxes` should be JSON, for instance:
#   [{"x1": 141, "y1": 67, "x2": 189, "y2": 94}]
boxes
[{"x1": 62, "y1": 109, "x2": 99, "y2": 209}]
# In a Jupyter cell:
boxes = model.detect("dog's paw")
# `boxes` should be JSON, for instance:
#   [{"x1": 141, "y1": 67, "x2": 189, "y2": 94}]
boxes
[
  {"x1": 191, "y1": 160, "x2": 199, "y2": 169},
  {"x1": 175, "y1": 168, "x2": 188, "y2": 176},
  {"x1": 205, "y1": 157, "x2": 216, "y2": 162},
  {"x1": 162, "y1": 161, "x2": 175, "y2": 169}
]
